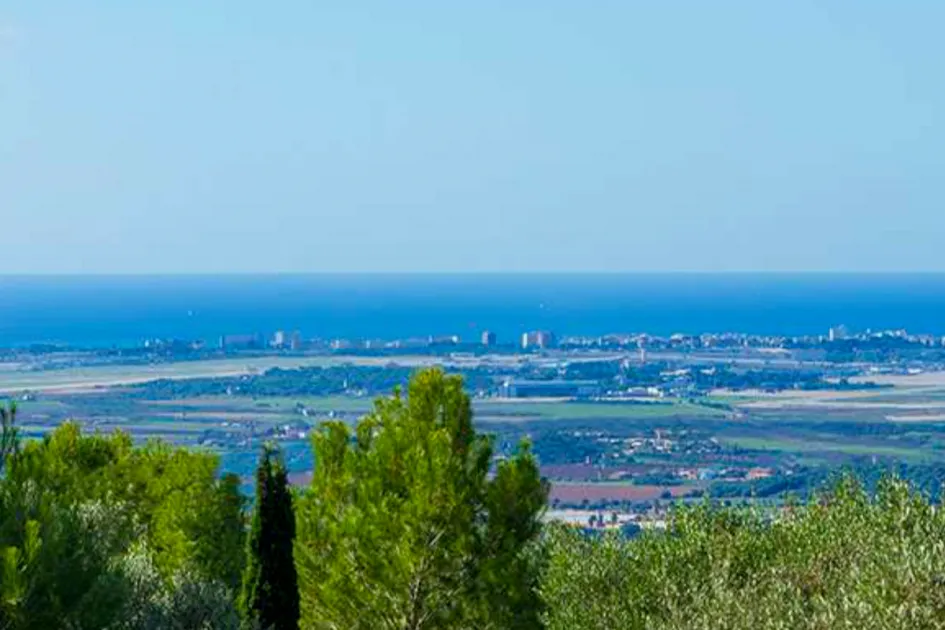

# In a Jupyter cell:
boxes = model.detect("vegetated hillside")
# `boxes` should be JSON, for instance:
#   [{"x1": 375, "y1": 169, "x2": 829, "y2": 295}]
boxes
[
  {"x1": 541, "y1": 476, "x2": 945, "y2": 630},
  {"x1": 4, "y1": 373, "x2": 945, "y2": 629}
]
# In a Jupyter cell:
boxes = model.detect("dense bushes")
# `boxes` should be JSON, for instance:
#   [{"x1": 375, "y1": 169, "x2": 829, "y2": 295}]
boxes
[
  {"x1": 0, "y1": 403, "x2": 246, "y2": 629},
  {"x1": 127, "y1": 365, "x2": 498, "y2": 400},
  {"x1": 540, "y1": 476, "x2": 945, "y2": 630}
]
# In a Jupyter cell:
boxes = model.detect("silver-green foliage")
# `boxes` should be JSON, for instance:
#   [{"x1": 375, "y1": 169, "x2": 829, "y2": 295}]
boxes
[
  {"x1": 115, "y1": 545, "x2": 242, "y2": 630},
  {"x1": 540, "y1": 476, "x2": 945, "y2": 630}
]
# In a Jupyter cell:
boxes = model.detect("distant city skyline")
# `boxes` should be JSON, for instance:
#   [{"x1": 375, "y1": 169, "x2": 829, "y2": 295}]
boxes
[{"x1": 2, "y1": 2, "x2": 943, "y2": 273}]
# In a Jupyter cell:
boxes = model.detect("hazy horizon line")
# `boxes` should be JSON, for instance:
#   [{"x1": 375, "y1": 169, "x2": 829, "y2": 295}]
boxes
[{"x1": 3, "y1": 270, "x2": 945, "y2": 278}]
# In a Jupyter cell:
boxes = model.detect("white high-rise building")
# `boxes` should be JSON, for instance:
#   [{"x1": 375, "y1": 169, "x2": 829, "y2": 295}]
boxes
[{"x1": 522, "y1": 330, "x2": 556, "y2": 349}]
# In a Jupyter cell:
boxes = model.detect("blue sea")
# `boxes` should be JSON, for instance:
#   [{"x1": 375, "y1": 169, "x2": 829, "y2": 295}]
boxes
[{"x1": 1, "y1": 274, "x2": 945, "y2": 348}]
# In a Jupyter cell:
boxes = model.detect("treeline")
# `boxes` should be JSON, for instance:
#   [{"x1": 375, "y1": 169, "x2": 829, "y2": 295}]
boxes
[
  {"x1": 124, "y1": 361, "x2": 875, "y2": 404},
  {"x1": 710, "y1": 459, "x2": 945, "y2": 502},
  {"x1": 4, "y1": 370, "x2": 945, "y2": 629},
  {"x1": 125, "y1": 365, "x2": 498, "y2": 400},
  {"x1": 819, "y1": 338, "x2": 945, "y2": 364},
  {"x1": 563, "y1": 360, "x2": 878, "y2": 393}
]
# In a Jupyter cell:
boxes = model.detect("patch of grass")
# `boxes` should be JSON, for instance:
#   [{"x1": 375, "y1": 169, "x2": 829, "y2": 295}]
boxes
[
  {"x1": 475, "y1": 400, "x2": 725, "y2": 422},
  {"x1": 153, "y1": 396, "x2": 726, "y2": 424},
  {"x1": 109, "y1": 421, "x2": 235, "y2": 433},
  {"x1": 157, "y1": 395, "x2": 376, "y2": 414},
  {"x1": 845, "y1": 388, "x2": 945, "y2": 404},
  {"x1": 254, "y1": 396, "x2": 377, "y2": 414},
  {"x1": 724, "y1": 436, "x2": 931, "y2": 462},
  {"x1": 707, "y1": 394, "x2": 765, "y2": 405}
]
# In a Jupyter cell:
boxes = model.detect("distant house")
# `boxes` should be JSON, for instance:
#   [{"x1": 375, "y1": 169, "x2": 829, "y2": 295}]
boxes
[
  {"x1": 427, "y1": 335, "x2": 460, "y2": 346},
  {"x1": 747, "y1": 467, "x2": 774, "y2": 480}
]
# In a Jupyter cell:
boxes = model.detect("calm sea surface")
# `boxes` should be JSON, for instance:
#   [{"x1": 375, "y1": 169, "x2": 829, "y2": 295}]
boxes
[{"x1": 1, "y1": 274, "x2": 944, "y2": 348}]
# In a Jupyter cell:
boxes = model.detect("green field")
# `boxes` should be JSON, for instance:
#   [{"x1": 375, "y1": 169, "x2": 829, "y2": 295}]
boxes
[
  {"x1": 724, "y1": 436, "x2": 933, "y2": 462},
  {"x1": 474, "y1": 400, "x2": 727, "y2": 422},
  {"x1": 9, "y1": 391, "x2": 733, "y2": 454},
  {"x1": 143, "y1": 396, "x2": 725, "y2": 424},
  {"x1": 13, "y1": 379, "x2": 945, "y2": 487},
  {"x1": 242, "y1": 396, "x2": 377, "y2": 414}
]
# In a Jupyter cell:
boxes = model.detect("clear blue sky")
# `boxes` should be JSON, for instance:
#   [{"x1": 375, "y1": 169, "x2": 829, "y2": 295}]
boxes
[{"x1": 1, "y1": 1, "x2": 942, "y2": 273}]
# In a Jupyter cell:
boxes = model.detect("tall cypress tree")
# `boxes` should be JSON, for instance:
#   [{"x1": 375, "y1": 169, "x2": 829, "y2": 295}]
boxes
[
  {"x1": 240, "y1": 443, "x2": 300, "y2": 630},
  {"x1": 0, "y1": 402, "x2": 18, "y2": 475}
]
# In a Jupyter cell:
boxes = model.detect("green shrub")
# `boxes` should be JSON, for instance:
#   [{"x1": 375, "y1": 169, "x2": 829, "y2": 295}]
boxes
[{"x1": 540, "y1": 475, "x2": 945, "y2": 630}]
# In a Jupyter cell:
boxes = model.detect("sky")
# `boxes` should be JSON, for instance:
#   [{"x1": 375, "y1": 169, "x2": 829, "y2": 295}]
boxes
[{"x1": 1, "y1": 1, "x2": 942, "y2": 273}]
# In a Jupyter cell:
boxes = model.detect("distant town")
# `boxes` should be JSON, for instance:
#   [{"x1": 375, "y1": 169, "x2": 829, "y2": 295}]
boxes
[
  {"x1": 148, "y1": 323, "x2": 945, "y2": 356},
  {"x1": 4, "y1": 322, "x2": 945, "y2": 532},
  {"x1": 9, "y1": 323, "x2": 945, "y2": 399}
]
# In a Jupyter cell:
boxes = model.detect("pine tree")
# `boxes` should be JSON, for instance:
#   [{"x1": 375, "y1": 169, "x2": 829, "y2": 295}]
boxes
[
  {"x1": 478, "y1": 439, "x2": 548, "y2": 629},
  {"x1": 240, "y1": 444, "x2": 300, "y2": 630},
  {"x1": 295, "y1": 368, "x2": 548, "y2": 629}
]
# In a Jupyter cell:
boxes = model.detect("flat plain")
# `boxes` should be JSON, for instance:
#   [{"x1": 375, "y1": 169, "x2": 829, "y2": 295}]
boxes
[{"x1": 8, "y1": 358, "x2": 945, "y2": 504}]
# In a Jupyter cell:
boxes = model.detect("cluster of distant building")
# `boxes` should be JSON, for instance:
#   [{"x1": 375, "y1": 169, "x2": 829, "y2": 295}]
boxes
[
  {"x1": 219, "y1": 331, "x2": 303, "y2": 351},
  {"x1": 519, "y1": 330, "x2": 556, "y2": 349},
  {"x1": 559, "y1": 326, "x2": 945, "y2": 352},
  {"x1": 825, "y1": 324, "x2": 944, "y2": 346},
  {"x1": 212, "y1": 329, "x2": 561, "y2": 353},
  {"x1": 146, "y1": 323, "x2": 945, "y2": 363}
]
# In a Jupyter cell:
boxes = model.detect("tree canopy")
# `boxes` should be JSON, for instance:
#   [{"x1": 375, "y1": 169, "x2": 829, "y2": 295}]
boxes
[
  {"x1": 0, "y1": 418, "x2": 245, "y2": 628},
  {"x1": 294, "y1": 368, "x2": 548, "y2": 629}
]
